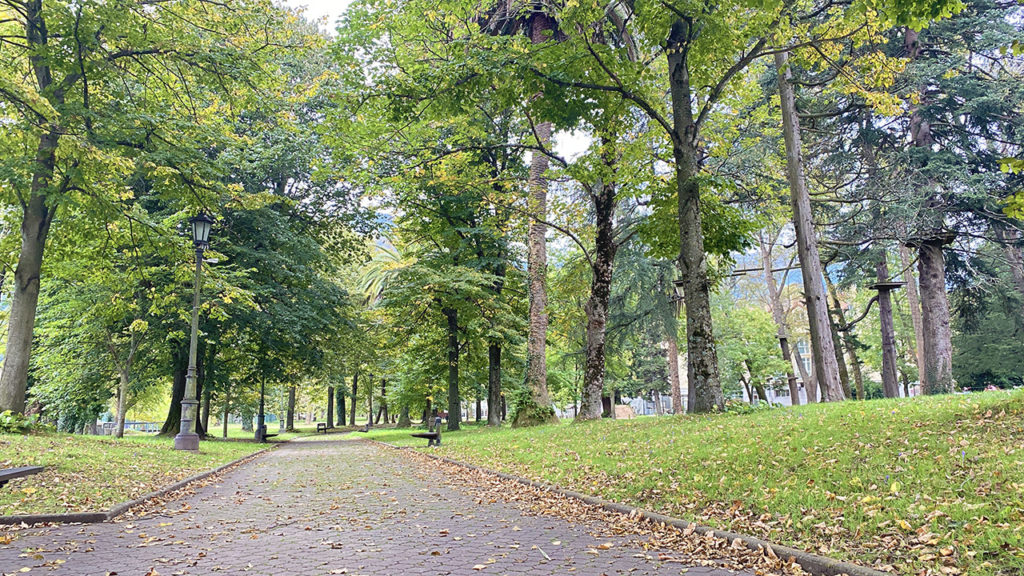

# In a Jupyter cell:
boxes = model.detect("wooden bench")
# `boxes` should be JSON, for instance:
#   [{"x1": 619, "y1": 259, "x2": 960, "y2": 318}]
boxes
[
  {"x1": 0, "y1": 466, "x2": 44, "y2": 489},
  {"x1": 410, "y1": 416, "x2": 443, "y2": 447},
  {"x1": 317, "y1": 423, "x2": 328, "y2": 434}
]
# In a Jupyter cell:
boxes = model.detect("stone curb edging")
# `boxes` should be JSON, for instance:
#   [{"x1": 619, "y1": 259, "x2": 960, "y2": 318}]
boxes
[
  {"x1": 366, "y1": 439, "x2": 887, "y2": 576},
  {"x1": 0, "y1": 445, "x2": 275, "y2": 527}
]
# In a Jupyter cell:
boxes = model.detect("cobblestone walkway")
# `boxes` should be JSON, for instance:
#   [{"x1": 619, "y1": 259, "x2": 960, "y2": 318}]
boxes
[{"x1": 1, "y1": 436, "x2": 748, "y2": 576}]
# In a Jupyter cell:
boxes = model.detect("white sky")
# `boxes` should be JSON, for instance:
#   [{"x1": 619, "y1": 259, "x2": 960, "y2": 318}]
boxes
[{"x1": 282, "y1": 0, "x2": 591, "y2": 158}]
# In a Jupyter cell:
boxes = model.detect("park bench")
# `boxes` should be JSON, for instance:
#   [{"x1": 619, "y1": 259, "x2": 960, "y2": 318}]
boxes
[
  {"x1": 0, "y1": 466, "x2": 44, "y2": 489},
  {"x1": 410, "y1": 416, "x2": 443, "y2": 447},
  {"x1": 317, "y1": 423, "x2": 328, "y2": 434}
]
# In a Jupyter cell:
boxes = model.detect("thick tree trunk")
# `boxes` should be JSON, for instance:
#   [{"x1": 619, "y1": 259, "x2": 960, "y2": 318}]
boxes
[
  {"x1": 668, "y1": 20, "x2": 723, "y2": 413},
  {"x1": 349, "y1": 373, "x2": 358, "y2": 426},
  {"x1": 876, "y1": 260, "x2": 901, "y2": 398},
  {"x1": 397, "y1": 404, "x2": 411, "y2": 428},
  {"x1": 160, "y1": 342, "x2": 189, "y2": 435},
  {"x1": 518, "y1": 13, "x2": 558, "y2": 427},
  {"x1": 775, "y1": 51, "x2": 844, "y2": 402},
  {"x1": 579, "y1": 180, "x2": 617, "y2": 420},
  {"x1": 286, "y1": 386, "x2": 296, "y2": 430},
  {"x1": 905, "y1": 27, "x2": 955, "y2": 395},
  {"x1": 443, "y1": 307, "x2": 461, "y2": 431},
  {"x1": 758, "y1": 235, "x2": 801, "y2": 405},
  {"x1": 666, "y1": 336, "x2": 682, "y2": 414},
  {"x1": 918, "y1": 240, "x2": 955, "y2": 394},
  {"x1": 0, "y1": 137, "x2": 58, "y2": 413},
  {"x1": 326, "y1": 386, "x2": 334, "y2": 428},
  {"x1": 487, "y1": 344, "x2": 502, "y2": 426}
]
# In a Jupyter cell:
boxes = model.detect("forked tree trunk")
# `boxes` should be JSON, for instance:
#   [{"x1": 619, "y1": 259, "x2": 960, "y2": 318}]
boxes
[
  {"x1": 443, "y1": 307, "x2": 460, "y2": 431},
  {"x1": 487, "y1": 344, "x2": 502, "y2": 426},
  {"x1": 579, "y1": 176, "x2": 617, "y2": 420},
  {"x1": 115, "y1": 371, "x2": 129, "y2": 438},
  {"x1": 668, "y1": 19, "x2": 723, "y2": 413},
  {"x1": 775, "y1": 51, "x2": 844, "y2": 402},
  {"x1": 518, "y1": 13, "x2": 558, "y2": 427},
  {"x1": 758, "y1": 235, "x2": 801, "y2": 405}
]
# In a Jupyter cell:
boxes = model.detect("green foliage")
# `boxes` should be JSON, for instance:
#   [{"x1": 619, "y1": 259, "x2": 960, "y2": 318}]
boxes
[{"x1": 0, "y1": 411, "x2": 44, "y2": 434}]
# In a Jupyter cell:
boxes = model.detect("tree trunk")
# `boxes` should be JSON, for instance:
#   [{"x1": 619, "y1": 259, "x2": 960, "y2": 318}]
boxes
[
  {"x1": 758, "y1": 234, "x2": 801, "y2": 405},
  {"x1": 825, "y1": 277, "x2": 866, "y2": 400},
  {"x1": 994, "y1": 225, "x2": 1024, "y2": 300},
  {"x1": 827, "y1": 306, "x2": 852, "y2": 399},
  {"x1": 222, "y1": 387, "x2": 231, "y2": 438},
  {"x1": 792, "y1": 343, "x2": 816, "y2": 403},
  {"x1": 666, "y1": 336, "x2": 682, "y2": 414},
  {"x1": 898, "y1": 245, "x2": 926, "y2": 385},
  {"x1": 336, "y1": 379, "x2": 346, "y2": 426},
  {"x1": 876, "y1": 260, "x2": 901, "y2": 398},
  {"x1": 286, "y1": 386, "x2": 296, "y2": 430},
  {"x1": 350, "y1": 372, "x2": 358, "y2": 426},
  {"x1": 668, "y1": 19, "x2": 723, "y2": 413},
  {"x1": 487, "y1": 344, "x2": 502, "y2": 426},
  {"x1": 918, "y1": 240, "x2": 955, "y2": 393},
  {"x1": 518, "y1": 13, "x2": 558, "y2": 427},
  {"x1": 200, "y1": 384, "x2": 212, "y2": 436},
  {"x1": 115, "y1": 370, "x2": 129, "y2": 438},
  {"x1": 159, "y1": 342, "x2": 189, "y2": 435},
  {"x1": 397, "y1": 404, "x2": 411, "y2": 428},
  {"x1": 775, "y1": 50, "x2": 844, "y2": 402},
  {"x1": 326, "y1": 386, "x2": 334, "y2": 428},
  {"x1": 366, "y1": 374, "x2": 373, "y2": 427},
  {"x1": 653, "y1": 390, "x2": 664, "y2": 415},
  {"x1": 443, "y1": 307, "x2": 461, "y2": 431},
  {"x1": 380, "y1": 379, "x2": 388, "y2": 424},
  {"x1": 579, "y1": 177, "x2": 617, "y2": 420}
]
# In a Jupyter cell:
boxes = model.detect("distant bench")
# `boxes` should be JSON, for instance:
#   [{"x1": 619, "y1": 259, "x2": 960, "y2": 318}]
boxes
[
  {"x1": 0, "y1": 466, "x2": 44, "y2": 489},
  {"x1": 317, "y1": 423, "x2": 328, "y2": 434},
  {"x1": 410, "y1": 416, "x2": 443, "y2": 447}
]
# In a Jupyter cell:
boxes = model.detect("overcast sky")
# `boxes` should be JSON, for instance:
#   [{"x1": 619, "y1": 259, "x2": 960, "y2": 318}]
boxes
[{"x1": 283, "y1": 0, "x2": 352, "y2": 31}]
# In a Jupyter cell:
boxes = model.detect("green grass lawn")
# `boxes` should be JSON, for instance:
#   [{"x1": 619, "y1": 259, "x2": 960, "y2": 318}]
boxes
[
  {"x1": 365, "y1": 390, "x2": 1024, "y2": 576},
  {"x1": 0, "y1": 433, "x2": 273, "y2": 516}
]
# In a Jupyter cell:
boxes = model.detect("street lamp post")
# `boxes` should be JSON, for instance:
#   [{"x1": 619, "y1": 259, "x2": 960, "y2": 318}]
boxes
[{"x1": 174, "y1": 213, "x2": 214, "y2": 451}]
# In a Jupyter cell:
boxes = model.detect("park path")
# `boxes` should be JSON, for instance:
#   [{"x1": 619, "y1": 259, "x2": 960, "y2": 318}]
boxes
[{"x1": 1, "y1": 435, "x2": 748, "y2": 576}]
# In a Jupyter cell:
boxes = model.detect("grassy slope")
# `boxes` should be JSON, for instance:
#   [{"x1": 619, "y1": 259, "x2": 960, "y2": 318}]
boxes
[
  {"x1": 366, "y1": 390, "x2": 1024, "y2": 576},
  {"x1": 0, "y1": 432, "x2": 297, "y2": 516}
]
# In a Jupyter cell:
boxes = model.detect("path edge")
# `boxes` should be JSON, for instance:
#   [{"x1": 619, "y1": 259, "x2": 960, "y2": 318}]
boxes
[
  {"x1": 367, "y1": 439, "x2": 888, "y2": 576},
  {"x1": 0, "y1": 445, "x2": 275, "y2": 527}
]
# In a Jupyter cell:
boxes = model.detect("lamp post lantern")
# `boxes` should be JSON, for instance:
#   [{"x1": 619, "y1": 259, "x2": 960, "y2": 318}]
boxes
[{"x1": 174, "y1": 213, "x2": 214, "y2": 451}]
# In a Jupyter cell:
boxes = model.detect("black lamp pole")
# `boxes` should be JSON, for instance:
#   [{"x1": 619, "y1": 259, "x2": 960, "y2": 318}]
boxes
[{"x1": 174, "y1": 213, "x2": 214, "y2": 451}]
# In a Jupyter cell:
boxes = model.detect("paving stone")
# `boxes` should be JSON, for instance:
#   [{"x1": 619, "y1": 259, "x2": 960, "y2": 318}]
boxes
[{"x1": 0, "y1": 436, "x2": 748, "y2": 576}]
